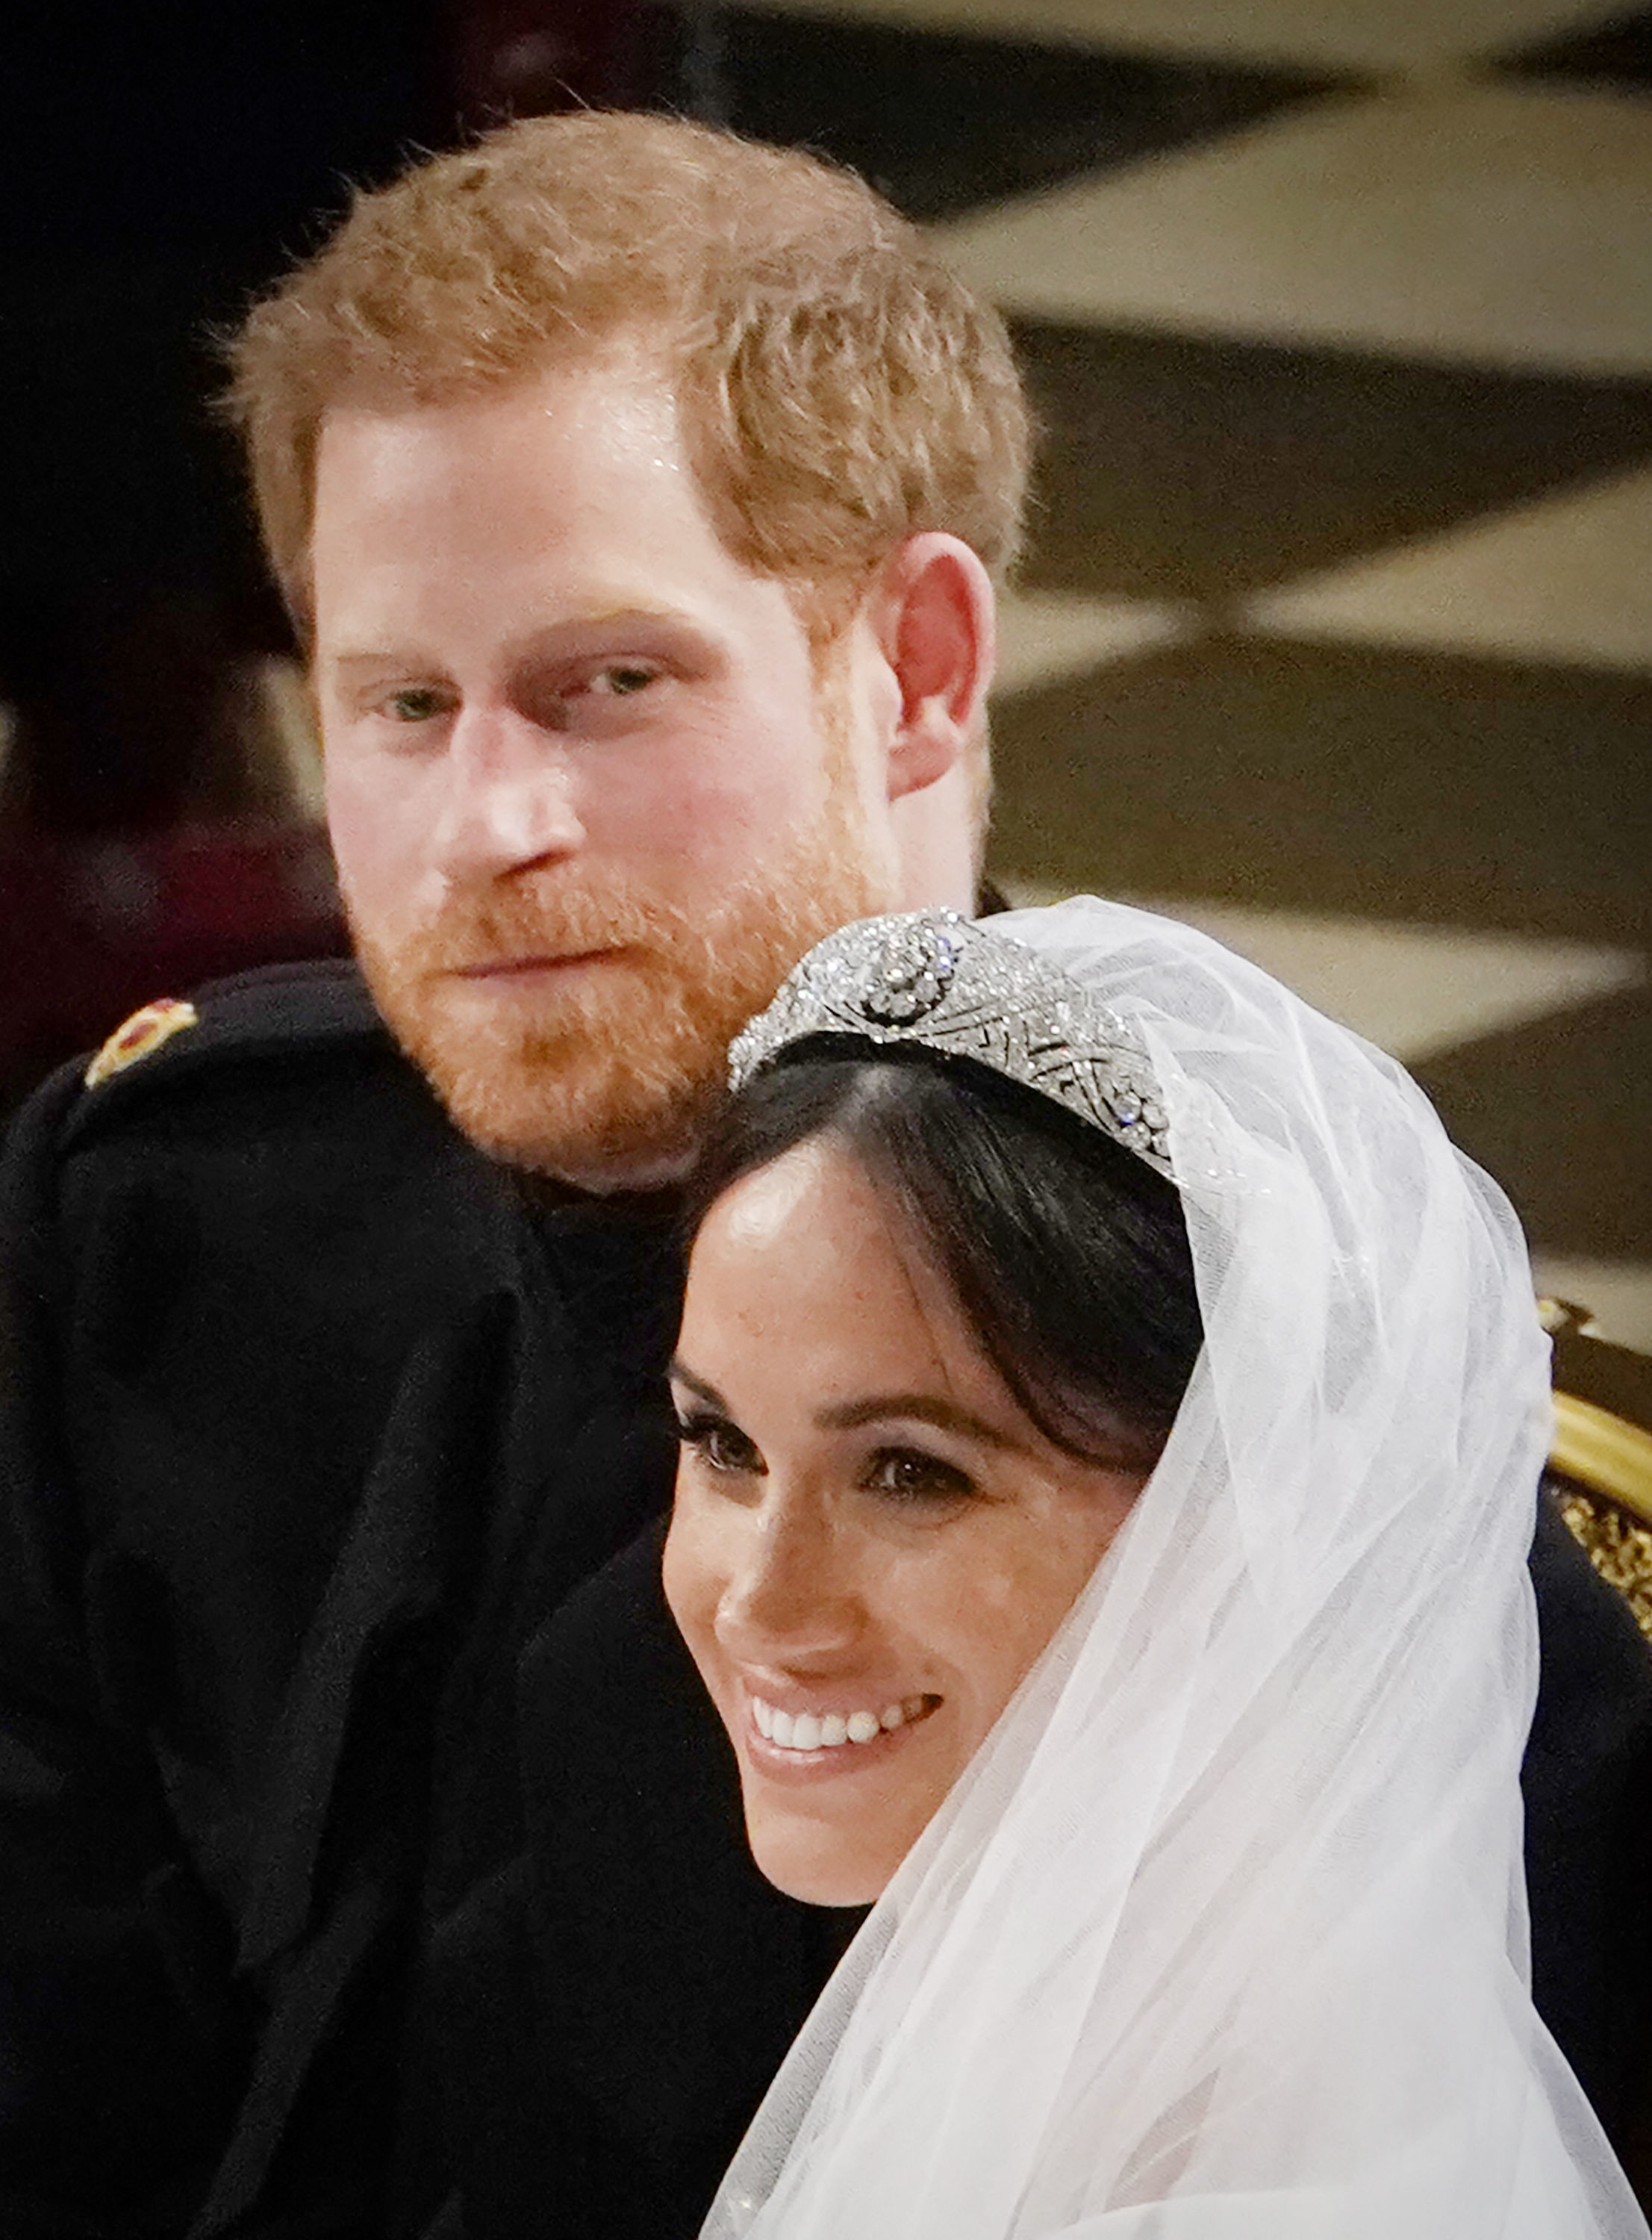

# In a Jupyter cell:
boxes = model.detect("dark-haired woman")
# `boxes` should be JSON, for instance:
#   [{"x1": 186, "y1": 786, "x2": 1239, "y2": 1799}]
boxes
[{"x1": 660, "y1": 899, "x2": 1646, "y2": 2238}]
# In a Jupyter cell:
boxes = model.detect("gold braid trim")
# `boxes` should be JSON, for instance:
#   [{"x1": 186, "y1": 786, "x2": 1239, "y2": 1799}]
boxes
[{"x1": 1556, "y1": 1488, "x2": 1652, "y2": 1645}]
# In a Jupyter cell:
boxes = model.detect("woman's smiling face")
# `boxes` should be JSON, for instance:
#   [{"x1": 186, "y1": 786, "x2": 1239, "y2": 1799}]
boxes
[{"x1": 663, "y1": 1136, "x2": 1145, "y2": 1906}]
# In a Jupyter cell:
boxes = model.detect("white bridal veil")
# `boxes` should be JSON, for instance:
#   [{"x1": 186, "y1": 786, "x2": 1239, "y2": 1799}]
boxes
[{"x1": 701, "y1": 896, "x2": 1648, "y2": 2240}]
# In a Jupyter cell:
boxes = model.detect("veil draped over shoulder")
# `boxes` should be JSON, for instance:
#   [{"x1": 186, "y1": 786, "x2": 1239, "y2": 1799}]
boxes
[{"x1": 700, "y1": 897, "x2": 1648, "y2": 2240}]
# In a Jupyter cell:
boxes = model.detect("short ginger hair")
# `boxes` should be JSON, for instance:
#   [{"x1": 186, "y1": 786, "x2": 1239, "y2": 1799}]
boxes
[{"x1": 223, "y1": 110, "x2": 1032, "y2": 639}]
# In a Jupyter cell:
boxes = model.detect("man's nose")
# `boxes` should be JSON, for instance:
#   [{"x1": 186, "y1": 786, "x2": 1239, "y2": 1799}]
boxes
[
  {"x1": 716, "y1": 1505, "x2": 863, "y2": 1669},
  {"x1": 429, "y1": 703, "x2": 586, "y2": 883}
]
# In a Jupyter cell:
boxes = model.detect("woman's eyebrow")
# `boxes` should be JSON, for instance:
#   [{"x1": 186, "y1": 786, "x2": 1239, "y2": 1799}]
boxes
[
  {"x1": 669, "y1": 1362, "x2": 727, "y2": 1411},
  {"x1": 815, "y1": 1394, "x2": 1019, "y2": 1451}
]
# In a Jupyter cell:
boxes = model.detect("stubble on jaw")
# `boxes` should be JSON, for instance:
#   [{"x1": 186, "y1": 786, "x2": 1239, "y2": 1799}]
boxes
[{"x1": 346, "y1": 725, "x2": 897, "y2": 1185}]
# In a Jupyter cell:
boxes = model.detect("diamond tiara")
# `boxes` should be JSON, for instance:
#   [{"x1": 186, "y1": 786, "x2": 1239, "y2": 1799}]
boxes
[{"x1": 728, "y1": 909, "x2": 1173, "y2": 1180}]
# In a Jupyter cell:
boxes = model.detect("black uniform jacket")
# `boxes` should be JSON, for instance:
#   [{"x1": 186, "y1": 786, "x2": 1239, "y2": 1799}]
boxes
[{"x1": 0, "y1": 959, "x2": 1648, "y2": 2236}]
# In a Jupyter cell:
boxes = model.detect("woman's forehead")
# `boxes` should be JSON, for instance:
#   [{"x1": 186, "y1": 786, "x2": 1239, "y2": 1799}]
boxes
[
  {"x1": 681, "y1": 1139, "x2": 1029, "y2": 1429},
  {"x1": 688, "y1": 1139, "x2": 944, "y2": 1310}
]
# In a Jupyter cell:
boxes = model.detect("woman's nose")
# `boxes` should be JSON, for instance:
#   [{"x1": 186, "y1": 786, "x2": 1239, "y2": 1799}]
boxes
[
  {"x1": 716, "y1": 1507, "x2": 863, "y2": 1667},
  {"x1": 430, "y1": 703, "x2": 586, "y2": 883}
]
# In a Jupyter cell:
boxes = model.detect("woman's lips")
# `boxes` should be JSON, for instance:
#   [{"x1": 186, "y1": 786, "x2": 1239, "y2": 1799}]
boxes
[{"x1": 741, "y1": 1691, "x2": 942, "y2": 1774}]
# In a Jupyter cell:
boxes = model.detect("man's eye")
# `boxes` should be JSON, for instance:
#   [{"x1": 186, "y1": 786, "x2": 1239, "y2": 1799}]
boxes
[
  {"x1": 384, "y1": 687, "x2": 447, "y2": 723},
  {"x1": 590, "y1": 664, "x2": 660, "y2": 697},
  {"x1": 676, "y1": 1412, "x2": 765, "y2": 1477},
  {"x1": 863, "y1": 1448, "x2": 976, "y2": 1505}
]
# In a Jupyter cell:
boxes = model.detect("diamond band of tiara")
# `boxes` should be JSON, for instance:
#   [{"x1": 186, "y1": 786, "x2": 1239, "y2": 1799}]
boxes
[{"x1": 728, "y1": 909, "x2": 1174, "y2": 1180}]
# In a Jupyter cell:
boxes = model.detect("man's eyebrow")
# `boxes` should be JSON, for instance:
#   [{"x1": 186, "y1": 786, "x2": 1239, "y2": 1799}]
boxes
[
  {"x1": 815, "y1": 1394, "x2": 1020, "y2": 1451},
  {"x1": 320, "y1": 610, "x2": 713, "y2": 673},
  {"x1": 318, "y1": 649, "x2": 449, "y2": 677}
]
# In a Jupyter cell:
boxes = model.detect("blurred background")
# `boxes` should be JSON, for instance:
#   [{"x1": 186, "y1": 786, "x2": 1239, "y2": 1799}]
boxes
[{"x1": 1, "y1": 0, "x2": 1648, "y2": 1344}]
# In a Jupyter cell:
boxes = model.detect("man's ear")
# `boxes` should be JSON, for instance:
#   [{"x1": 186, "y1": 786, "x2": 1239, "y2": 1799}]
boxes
[{"x1": 870, "y1": 534, "x2": 996, "y2": 801}]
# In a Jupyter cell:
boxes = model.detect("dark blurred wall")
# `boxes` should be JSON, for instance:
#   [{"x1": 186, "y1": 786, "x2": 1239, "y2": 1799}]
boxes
[{"x1": 0, "y1": 7, "x2": 452, "y2": 661}]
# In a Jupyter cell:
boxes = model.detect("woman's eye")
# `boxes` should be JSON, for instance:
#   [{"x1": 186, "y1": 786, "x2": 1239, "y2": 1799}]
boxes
[
  {"x1": 676, "y1": 1412, "x2": 764, "y2": 1477},
  {"x1": 863, "y1": 1447, "x2": 976, "y2": 1506}
]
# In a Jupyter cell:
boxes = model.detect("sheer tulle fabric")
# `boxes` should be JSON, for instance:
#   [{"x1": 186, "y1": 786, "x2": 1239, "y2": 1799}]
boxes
[{"x1": 700, "y1": 897, "x2": 1647, "y2": 2240}]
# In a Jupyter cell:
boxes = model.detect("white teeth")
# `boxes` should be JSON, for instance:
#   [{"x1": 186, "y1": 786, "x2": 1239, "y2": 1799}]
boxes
[{"x1": 753, "y1": 1695, "x2": 933, "y2": 1752}]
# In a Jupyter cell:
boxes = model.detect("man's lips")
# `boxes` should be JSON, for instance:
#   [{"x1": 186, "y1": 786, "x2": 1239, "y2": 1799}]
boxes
[{"x1": 448, "y1": 946, "x2": 629, "y2": 980}]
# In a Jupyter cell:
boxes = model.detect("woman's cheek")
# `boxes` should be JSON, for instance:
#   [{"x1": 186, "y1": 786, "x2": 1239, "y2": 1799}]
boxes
[{"x1": 661, "y1": 1499, "x2": 716, "y2": 1663}]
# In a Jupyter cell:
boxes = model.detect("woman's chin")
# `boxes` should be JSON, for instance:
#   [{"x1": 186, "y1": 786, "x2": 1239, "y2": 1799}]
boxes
[{"x1": 744, "y1": 1811, "x2": 894, "y2": 1908}]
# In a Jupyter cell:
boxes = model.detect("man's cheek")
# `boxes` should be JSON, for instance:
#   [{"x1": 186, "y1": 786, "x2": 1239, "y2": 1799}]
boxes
[
  {"x1": 328, "y1": 785, "x2": 417, "y2": 908},
  {"x1": 624, "y1": 714, "x2": 818, "y2": 839}
]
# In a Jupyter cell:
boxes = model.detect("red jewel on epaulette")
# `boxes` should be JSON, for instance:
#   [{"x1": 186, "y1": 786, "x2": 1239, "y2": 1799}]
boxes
[{"x1": 84, "y1": 998, "x2": 199, "y2": 1089}]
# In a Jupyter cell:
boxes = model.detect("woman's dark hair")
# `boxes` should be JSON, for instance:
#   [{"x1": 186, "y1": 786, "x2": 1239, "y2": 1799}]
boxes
[{"x1": 683, "y1": 1045, "x2": 1203, "y2": 1473}]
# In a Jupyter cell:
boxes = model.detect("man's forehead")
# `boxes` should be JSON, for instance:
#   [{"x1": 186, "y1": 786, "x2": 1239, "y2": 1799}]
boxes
[
  {"x1": 305, "y1": 351, "x2": 717, "y2": 625},
  {"x1": 314, "y1": 337, "x2": 682, "y2": 462}
]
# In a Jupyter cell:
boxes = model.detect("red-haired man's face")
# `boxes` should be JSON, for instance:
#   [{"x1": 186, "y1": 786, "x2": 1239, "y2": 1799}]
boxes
[{"x1": 311, "y1": 343, "x2": 898, "y2": 1185}]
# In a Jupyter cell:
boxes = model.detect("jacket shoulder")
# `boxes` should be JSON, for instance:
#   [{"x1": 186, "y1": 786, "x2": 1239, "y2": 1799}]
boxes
[{"x1": 43, "y1": 959, "x2": 401, "y2": 1148}]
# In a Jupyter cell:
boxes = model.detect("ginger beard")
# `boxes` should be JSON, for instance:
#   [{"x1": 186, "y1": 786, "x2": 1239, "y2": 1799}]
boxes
[{"x1": 346, "y1": 717, "x2": 897, "y2": 1183}]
